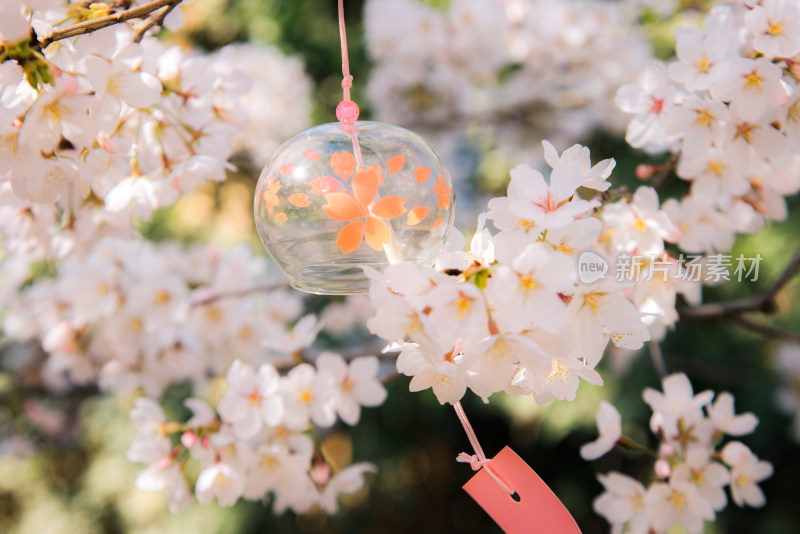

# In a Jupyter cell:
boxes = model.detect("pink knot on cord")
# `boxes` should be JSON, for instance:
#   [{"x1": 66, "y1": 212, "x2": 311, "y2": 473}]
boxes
[
  {"x1": 457, "y1": 452, "x2": 490, "y2": 471},
  {"x1": 341, "y1": 75, "x2": 353, "y2": 89}
]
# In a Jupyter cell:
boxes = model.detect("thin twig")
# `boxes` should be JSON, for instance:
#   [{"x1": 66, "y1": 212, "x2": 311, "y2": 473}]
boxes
[
  {"x1": 38, "y1": 0, "x2": 183, "y2": 49},
  {"x1": 679, "y1": 246, "x2": 800, "y2": 319},
  {"x1": 594, "y1": 185, "x2": 631, "y2": 206},
  {"x1": 730, "y1": 316, "x2": 800, "y2": 343},
  {"x1": 132, "y1": 1, "x2": 180, "y2": 43},
  {"x1": 192, "y1": 282, "x2": 289, "y2": 307},
  {"x1": 649, "y1": 341, "x2": 667, "y2": 378},
  {"x1": 649, "y1": 152, "x2": 680, "y2": 190}
]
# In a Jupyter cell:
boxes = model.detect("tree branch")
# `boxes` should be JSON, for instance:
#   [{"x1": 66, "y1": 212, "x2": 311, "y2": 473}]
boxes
[
  {"x1": 192, "y1": 282, "x2": 290, "y2": 307},
  {"x1": 133, "y1": 1, "x2": 180, "y2": 43},
  {"x1": 649, "y1": 151, "x2": 680, "y2": 190},
  {"x1": 38, "y1": 0, "x2": 183, "y2": 49},
  {"x1": 679, "y1": 247, "x2": 800, "y2": 319},
  {"x1": 730, "y1": 316, "x2": 800, "y2": 343}
]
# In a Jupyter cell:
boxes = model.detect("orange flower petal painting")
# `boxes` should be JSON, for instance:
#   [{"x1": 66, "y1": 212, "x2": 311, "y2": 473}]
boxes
[
  {"x1": 323, "y1": 193, "x2": 363, "y2": 221},
  {"x1": 336, "y1": 220, "x2": 364, "y2": 254},
  {"x1": 434, "y1": 174, "x2": 451, "y2": 209},
  {"x1": 352, "y1": 167, "x2": 380, "y2": 207},
  {"x1": 387, "y1": 155, "x2": 405, "y2": 173},
  {"x1": 288, "y1": 193, "x2": 311, "y2": 207},
  {"x1": 275, "y1": 212, "x2": 288, "y2": 222},
  {"x1": 280, "y1": 163, "x2": 295, "y2": 176},
  {"x1": 372, "y1": 196, "x2": 407, "y2": 219},
  {"x1": 309, "y1": 176, "x2": 342, "y2": 195},
  {"x1": 414, "y1": 166, "x2": 431, "y2": 183},
  {"x1": 364, "y1": 216, "x2": 391, "y2": 251},
  {"x1": 263, "y1": 176, "x2": 281, "y2": 211},
  {"x1": 371, "y1": 165, "x2": 386, "y2": 185},
  {"x1": 433, "y1": 218, "x2": 443, "y2": 230},
  {"x1": 331, "y1": 151, "x2": 355, "y2": 180},
  {"x1": 406, "y1": 206, "x2": 429, "y2": 226},
  {"x1": 303, "y1": 149, "x2": 320, "y2": 161}
]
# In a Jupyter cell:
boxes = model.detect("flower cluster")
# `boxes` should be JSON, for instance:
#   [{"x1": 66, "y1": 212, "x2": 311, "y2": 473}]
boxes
[
  {"x1": 596, "y1": 186, "x2": 703, "y2": 342},
  {"x1": 127, "y1": 354, "x2": 386, "y2": 514},
  {"x1": 0, "y1": 3, "x2": 311, "y2": 263},
  {"x1": 366, "y1": 141, "x2": 653, "y2": 405},
  {"x1": 212, "y1": 43, "x2": 313, "y2": 166},
  {"x1": 617, "y1": 1, "x2": 800, "y2": 253},
  {"x1": 1, "y1": 237, "x2": 308, "y2": 395},
  {"x1": 364, "y1": 0, "x2": 652, "y2": 180},
  {"x1": 583, "y1": 373, "x2": 772, "y2": 534}
]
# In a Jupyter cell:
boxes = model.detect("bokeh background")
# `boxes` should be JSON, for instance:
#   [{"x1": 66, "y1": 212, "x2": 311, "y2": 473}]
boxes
[{"x1": 1, "y1": 0, "x2": 799, "y2": 533}]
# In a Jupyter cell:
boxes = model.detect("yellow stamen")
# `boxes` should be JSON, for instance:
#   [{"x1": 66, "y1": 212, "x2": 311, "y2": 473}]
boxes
[
  {"x1": 206, "y1": 306, "x2": 222, "y2": 322},
  {"x1": 745, "y1": 72, "x2": 763, "y2": 90},
  {"x1": 516, "y1": 218, "x2": 535, "y2": 230},
  {"x1": 520, "y1": 274, "x2": 539, "y2": 291},
  {"x1": 706, "y1": 160, "x2": 724, "y2": 176},
  {"x1": 670, "y1": 490, "x2": 686, "y2": 509},
  {"x1": 547, "y1": 360, "x2": 568, "y2": 383},
  {"x1": 696, "y1": 109, "x2": 712, "y2": 126},
  {"x1": 455, "y1": 292, "x2": 473, "y2": 320}
]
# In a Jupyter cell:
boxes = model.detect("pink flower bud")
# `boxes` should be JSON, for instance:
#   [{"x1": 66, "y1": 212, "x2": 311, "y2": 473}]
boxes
[
  {"x1": 659, "y1": 443, "x2": 676, "y2": 458},
  {"x1": 310, "y1": 462, "x2": 331, "y2": 485},
  {"x1": 181, "y1": 431, "x2": 198, "y2": 448},
  {"x1": 635, "y1": 164, "x2": 655, "y2": 180},
  {"x1": 654, "y1": 458, "x2": 671, "y2": 479},
  {"x1": 157, "y1": 456, "x2": 173, "y2": 470}
]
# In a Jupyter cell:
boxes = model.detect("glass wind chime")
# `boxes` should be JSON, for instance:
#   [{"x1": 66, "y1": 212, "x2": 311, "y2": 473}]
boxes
[{"x1": 253, "y1": 1, "x2": 455, "y2": 295}]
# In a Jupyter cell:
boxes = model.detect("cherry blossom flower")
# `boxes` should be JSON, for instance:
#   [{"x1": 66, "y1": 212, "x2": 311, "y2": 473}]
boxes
[
  {"x1": 616, "y1": 64, "x2": 677, "y2": 152},
  {"x1": 721, "y1": 441, "x2": 773, "y2": 508},
  {"x1": 708, "y1": 392, "x2": 759, "y2": 436},
  {"x1": 711, "y1": 57, "x2": 787, "y2": 123},
  {"x1": 671, "y1": 446, "x2": 730, "y2": 512},
  {"x1": 593, "y1": 473, "x2": 650, "y2": 533},
  {"x1": 486, "y1": 243, "x2": 574, "y2": 334},
  {"x1": 218, "y1": 360, "x2": 284, "y2": 440},
  {"x1": 280, "y1": 363, "x2": 336, "y2": 430},
  {"x1": 667, "y1": 27, "x2": 732, "y2": 92},
  {"x1": 195, "y1": 462, "x2": 246, "y2": 508},
  {"x1": 315, "y1": 353, "x2": 387, "y2": 425},
  {"x1": 580, "y1": 401, "x2": 621, "y2": 460},
  {"x1": 744, "y1": 0, "x2": 800, "y2": 59},
  {"x1": 644, "y1": 479, "x2": 715, "y2": 534},
  {"x1": 319, "y1": 463, "x2": 377, "y2": 514},
  {"x1": 643, "y1": 373, "x2": 714, "y2": 440}
]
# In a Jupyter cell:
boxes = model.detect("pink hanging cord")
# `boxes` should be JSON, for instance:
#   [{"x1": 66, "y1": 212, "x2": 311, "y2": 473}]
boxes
[
  {"x1": 336, "y1": 0, "x2": 364, "y2": 167},
  {"x1": 454, "y1": 401, "x2": 515, "y2": 495}
]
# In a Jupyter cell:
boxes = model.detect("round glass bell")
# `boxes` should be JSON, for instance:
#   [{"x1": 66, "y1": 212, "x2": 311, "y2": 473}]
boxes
[{"x1": 254, "y1": 121, "x2": 456, "y2": 294}]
